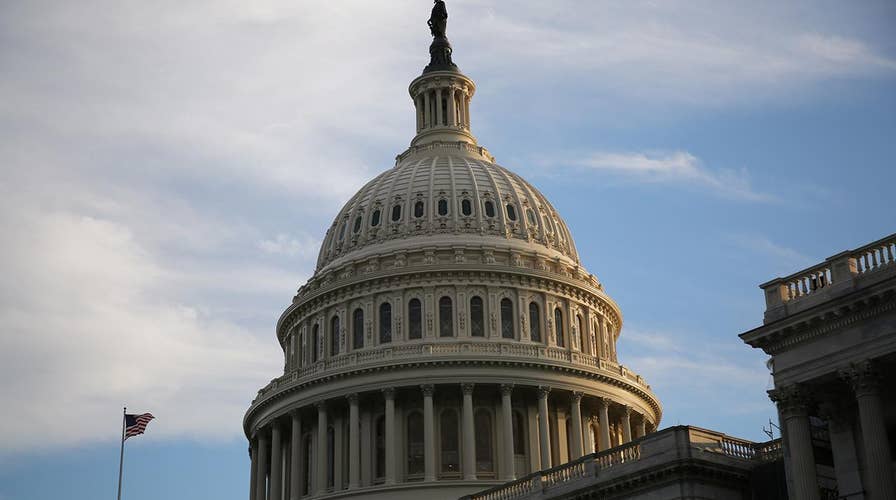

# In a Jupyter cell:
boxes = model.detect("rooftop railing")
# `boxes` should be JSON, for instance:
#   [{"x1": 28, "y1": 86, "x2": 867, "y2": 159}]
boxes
[
  {"x1": 760, "y1": 233, "x2": 896, "y2": 319},
  {"x1": 461, "y1": 426, "x2": 781, "y2": 500}
]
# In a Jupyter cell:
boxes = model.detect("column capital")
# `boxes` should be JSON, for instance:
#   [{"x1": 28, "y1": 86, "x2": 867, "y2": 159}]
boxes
[
  {"x1": 622, "y1": 405, "x2": 632, "y2": 416},
  {"x1": 382, "y1": 387, "x2": 396, "y2": 400},
  {"x1": 537, "y1": 386, "x2": 551, "y2": 399},
  {"x1": 421, "y1": 384, "x2": 435, "y2": 397},
  {"x1": 346, "y1": 392, "x2": 359, "y2": 404},
  {"x1": 839, "y1": 360, "x2": 881, "y2": 398},
  {"x1": 500, "y1": 384, "x2": 514, "y2": 396},
  {"x1": 768, "y1": 384, "x2": 812, "y2": 417},
  {"x1": 314, "y1": 400, "x2": 328, "y2": 411},
  {"x1": 271, "y1": 418, "x2": 282, "y2": 430},
  {"x1": 597, "y1": 397, "x2": 611, "y2": 410},
  {"x1": 571, "y1": 391, "x2": 584, "y2": 403},
  {"x1": 461, "y1": 383, "x2": 475, "y2": 396}
]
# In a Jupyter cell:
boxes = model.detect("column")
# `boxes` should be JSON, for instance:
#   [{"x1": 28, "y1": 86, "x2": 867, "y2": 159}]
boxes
[
  {"x1": 290, "y1": 413, "x2": 301, "y2": 500},
  {"x1": 637, "y1": 417, "x2": 647, "y2": 439},
  {"x1": 537, "y1": 386, "x2": 552, "y2": 468},
  {"x1": 621, "y1": 406, "x2": 632, "y2": 443},
  {"x1": 841, "y1": 362, "x2": 896, "y2": 499},
  {"x1": 458, "y1": 92, "x2": 466, "y2": 128},
  {"x1": 769, "y1": 386, "x2": 820, "y2": 500},
  {"x1": 416, "y1": 95, "x2": 424, "y2": 132},
  {"x1": 256, "y1": 432, "x2": 269, "y2": 500},
  {"x1": 334, "y1": 415, "x2": 344, "y2": 490},
  {"x1": 423, "y1": 90, "x2": 431, "y2": 129},
  {"x1": 583, "y1": 416, "x2": 595, "y2": 455},
  {"x1": 447, "y1": 87, "x2": 457, "y2": 126},
  {"x1": 569, "y1": 392, "x2": 584, "y2": 459},
  {"x1": 435, "y1": 88, "x2": 444, "y2": 126},
  {"x1": 316, "y1": 403, "x2": 328, "y2": 495},
  {"x1": 422, "y1": 385, "x2": 436, "y2": 482},
  {"x1": 464, "y1": 94, "x2": 471, "y2": 129},
  {"x1": 597, "y1": 398, "x2": 611, "y2": 451},
  {"x1": 250, "y1": 441, "x2": 258, "y2": 500},
  {"x1": 462, "y1": 383, "x2": 476, "y2": 480},
  {"x1": 383, "y1": 388, "x2": 396, "y2": 485},
  {"x1": 270, "y1": 421, "x2": 283, "y2": 500},
  {"x1": 500, "y1": 384, "x2": 515, "y2": 480},
  {"x1": 347, "y1": 394, "x2": 360, "y2": 489}
]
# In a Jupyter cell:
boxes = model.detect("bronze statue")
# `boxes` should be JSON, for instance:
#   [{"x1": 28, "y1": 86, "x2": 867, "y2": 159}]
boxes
[{"x1": 428, "y1": 0, "x2": 448, "y2": 39}]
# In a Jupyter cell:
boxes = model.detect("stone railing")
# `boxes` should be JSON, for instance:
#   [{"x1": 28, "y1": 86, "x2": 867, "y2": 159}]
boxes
[
  {"x1": 252, "y1": 341, "x2": 654, "y2": 407},
  {"x1": 760, "y1": 232, "x2": 896, "y2": 319},
  {"x1": 461, "y1": 427, "x2": 781, "y2": 500}
]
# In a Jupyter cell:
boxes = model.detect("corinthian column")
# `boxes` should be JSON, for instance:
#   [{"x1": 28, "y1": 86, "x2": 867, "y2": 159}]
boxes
[
  {"x1": 597, "y1": 398, "x2": 611, "y2": 452},
  {"x1": 290, "y1": 412, "x2": 301, "y2": 500},
  {"x1": 621, "y1": 406, "x2": 632, "y2": 443},
  {"x1": 840, "y1": 361, "x2": 896, "y2": 500},
  {"x1": 500, "y1": 384, "x2": 515, "y2": 480},
  {"x1": 462, "y1": 383, "x2": 477, "y2": 480},
  {"x1": 537, "y1": 386, "x2": 552, "y2": 468},
  {"x1": 422, "y1": 385, "x2": 436, "y2": 482},
  {"x1": 383, "y1": 388, "x2": 396, "y2": 485},
  {"x1": 270, "y1": 421, "x2": 283, "y2": 500},
  {"x1": 347, "y1": 394, "x2": 360, "y2": 489},
  {"x1": 256, "y1": 432, "x2": 269, "y2": 500},
  {"x1": 769, "y1": 385, "x2": 820, "y2": 500},
  {"x1": 316, "y1": 402, "x2": 328, "y2": 495},
  {"x1": 249, "y1": 440, "x2": 258, "y2": 500},
  {"x1": 569, "y1": 392, "x2": 584, "y2": 459}
]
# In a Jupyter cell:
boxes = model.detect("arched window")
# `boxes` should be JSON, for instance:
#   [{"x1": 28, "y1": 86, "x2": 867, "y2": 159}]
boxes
[
  {"x1": 437, "y1": 199, "x2": 448, "y2": 216},
  {"x1": 379, "y1": 303, "x2": 392, "y2": 344},
  {"x1": 391, "y1": 204, "x2": 402, "y2": 222},
  {"x1": 440, "y1": 409, "x2": 460, "y2": 473},
  {"x1": 529, "y1": 302, "x2": 541, "y2": 342},
  {"x1": 330, "y1": 315, "x2": 340, "y2": 356},
  {"x1": 407, "y1": 412, "x2": 425, "y2": 476},
  {"x1": 311, "y1": 324, "x2": 319, "y2": 362},
  {"x1": 506, "y1": 204, "x2": 517, "y2": 221},
  {"x1": 353, "y1": 308, "x2": 364, "y2": 350},
  {"x1": 327, "y1": 426, "x2": 335, "y2": 487},
  {"x1": 576, "y1": 314, "x2": 584, "y2": 351},
  {"x1": 500, "y1": 298, "x2": 514, "y2": 339},
  {"x1": 338, "y1": 222, "x2": 346, "y2": 241},
  {"x1": 414, "y1": 200, "x2": 425, "y2": 218},
  {"x1": 439, "y1": 296, "x2": 453, "y2": 337},
  {"x1": 297, "y1": 331, "x2": 304, "y2": 367},
  {"x1": 526, "y1": 208, "x2": 537, "y2": 226},
  {"x1": 353, "y1": 215, "x2": 362, "y2": 233},
  {"x1": 470, "y1": 296, "x2": 484, "y2": 337},
  {"x1": 375, "y1": 416, "x2": 386, "y2": 479},
  {"x1": 408, "y1": 298, "x2": 423, "y2": 339},
  {"x1": 554, "y1": 307, "x2": 565, "y2": 348},
  {"x1": 461, "y1": 199, "x2": 472, "y2": 216},
  {"x1": 475, "y1": 410, "x2": 494, "y2": 473},
  {"x1": 484, "y1": 200, "x2": 495, "y2": 218},
  {"x1": 512, "y1": 410, "x2": 526, "y2": 455},
  {"x1": 591, "y1": 320, "x2": 599, "y2": 356},
  {"x1": 371, "y1": 209, "x2": 381, "y2": 227}
]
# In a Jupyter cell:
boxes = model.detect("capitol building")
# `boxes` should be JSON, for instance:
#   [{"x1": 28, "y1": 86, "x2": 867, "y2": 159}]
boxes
[{"x1": 243, "y1": 3, "x2": 661, "y2": 500}]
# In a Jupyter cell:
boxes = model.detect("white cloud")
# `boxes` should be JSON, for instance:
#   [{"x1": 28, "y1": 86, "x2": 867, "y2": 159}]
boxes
[
  {"x1": 727, "y1": 233, "x2": 814, "y2": 269},
  {"x1": 565, "y1": 150, "x2": 772, "y2": 202},
  {"x1": 258, "y1": 233, "x2": 321, "y2": 259}
]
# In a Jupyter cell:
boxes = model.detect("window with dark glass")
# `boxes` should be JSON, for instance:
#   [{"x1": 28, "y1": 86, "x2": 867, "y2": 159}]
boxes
[
  {"x1": 554, "y1": 307, "x2": 565, "y2": 347},
  {"x1": 409, "y1": 298, "x2": 423, "y2": 339},
  {"x1": 391, "y1": 204, "x2": 402, "y2": 222},
  {"x1": 440, "y1": 410, "x2": 459, "y2": 473},
  {"x1": 371, "y1": 209, "x2": 381, "y2": 227},
  {"x1": 353, "y1": 308, "x2": 364, "y2": 350},
  {"x1": 470, "y1": 296, "x2": 484, "y2": 337},
  {"x1": 353, "y1": 215, "x2": 362, "y2": 233},
  {"x1": 439, "y1": 297, "x2": 453, "y2": 337},
  {"x1": 407, "y1": 412, "x2": 425, "y2": 476},
  {"x1": 375, "y1": 416, "x2": 386, "y2": 479},
  {"x1": 475, "y1": 410, "x2": 494, "y2": 472},
  {"x1": 437, "y1": 199, "x2": 448, "y2": 216},
  {"x1": 529, "y1": 302, "x2": 541, "y2": 342},
  {"x1": 506, "y1": 204, "x2": 517, "y2": 221},
  {"x1": 500, "y1": 298, "x2": 514, "y2": 339},
  {"x1": 484, "y1": 200, "x2": 495, "y2": 218},
  {"x1": 576, "y1": 314, "x2": 585, "y2": 352},
  {"x1": 379, "y1": 303, "x2": 392, "y2": 343},
  {"x1": 461, "y1": 199, "x2": 472, "y2": 216},
  {"x1": 526, "y1": 208, "x2": 537, "y2": 226},
  {"x1": 414, "y1": 200, "x2": 424, "y2": 218},
  {"x1": 512, "y1": 410, "x2": 526, "y2": 455},
  {"x1": 311, "y1": 324, "x2": 319, "y2": 362},
  {"x1": 330, "y1": 315, "x2": 340, "y2": 356}
]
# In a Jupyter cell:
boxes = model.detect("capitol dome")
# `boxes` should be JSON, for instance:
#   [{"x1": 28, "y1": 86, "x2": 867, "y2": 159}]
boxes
[{"x1": 245, "y1": 5, "x2": 661, "y2": 500}]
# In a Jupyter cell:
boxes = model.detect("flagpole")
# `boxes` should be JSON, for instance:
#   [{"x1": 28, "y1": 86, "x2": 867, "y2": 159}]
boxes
[{"x1": 117, "y1": 406, "x2": 126, "y2": 500}]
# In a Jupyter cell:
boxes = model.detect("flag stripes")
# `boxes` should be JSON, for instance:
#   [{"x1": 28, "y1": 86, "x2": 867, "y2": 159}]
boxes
[{"x1": 124, "y1": 413, "x2": 154, "y2": 440}]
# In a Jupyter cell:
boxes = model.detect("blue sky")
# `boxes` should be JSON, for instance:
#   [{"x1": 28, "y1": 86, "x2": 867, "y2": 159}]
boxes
[{"x1": 1, "y1": 1, "x2": 894, "y2": 499}]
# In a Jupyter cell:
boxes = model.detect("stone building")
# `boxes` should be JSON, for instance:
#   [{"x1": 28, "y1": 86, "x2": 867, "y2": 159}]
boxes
[{"x1": 243, "y1": 6, "x2": 661, "y2": 500}]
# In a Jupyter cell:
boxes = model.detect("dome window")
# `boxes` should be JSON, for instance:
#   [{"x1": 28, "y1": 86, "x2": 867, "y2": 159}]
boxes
[
  {"x1": 484, "y1": 200, "x2": 495, "y2": 218},
  {"x1": 437, "y1": 199, "x2": 449, "y2": 216},
  {"x1": 506, "y1": 204, "x2": 517, "y2": 221},
  {"x1": 470, "y1": 296, "x2": 484, "y2": 337},
  {"x1": 529, "y1": 302, "x2": 541, "y2": 342},
  {"x1": 554, "y1": 307, "x2": 565, "y2": 348},
  {"x1": 352, "y1": 308, "x2": 364, "y2": 350},
  {"x1": 330, "y1": 315, "x2": 340, "y2": 356},
  {"x1": 391, "y1": 204, "x2": 402, "y2": 222},
  {"x1": 371, "y1": 209, "x2": 381, "y2": 227},
  {"x1": 338, "y1": 222, "x2": 347, "y2": 241},
  {"x1": 526, "y1": 208, "x2": 537, "y2": 226},
  {"x1": 461, "y1": 199, "x2": 472, "y2": 216},
  {"x1": 379, "y1": 303, "x2": 392, "y2": 344},
  {"x1": 440, "y1": 409, "x2": 460, "y2": 473},
  {"x1": 407, "y1": 411, "x2": 425, "y2": 475},
  {"x1": 414, "y1": 200, "x2": 425, "y2": 218},
  {"x1": 500, "y1": 298, "x2": 514, "y2": 339},
  {"x1": 439, "y1": 296, "x2": 453, "y2": 337},
  {"x1": 408, "y1": 298, "x2": 423, "y2": 339},
  {"x1": 353, "y1": 215, "x2": 363, "y2": 233},
  {"x1": 474, "y1": 410, "x2": 494, "y2": 472},
  {"x1": 311, "y1": 324, "x2": 320, "y2": 363}
]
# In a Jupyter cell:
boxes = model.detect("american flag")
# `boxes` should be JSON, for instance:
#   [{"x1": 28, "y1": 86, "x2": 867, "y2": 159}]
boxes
[{"x1": 124, "y1": 413, "x2": 154, "y2": 440}]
